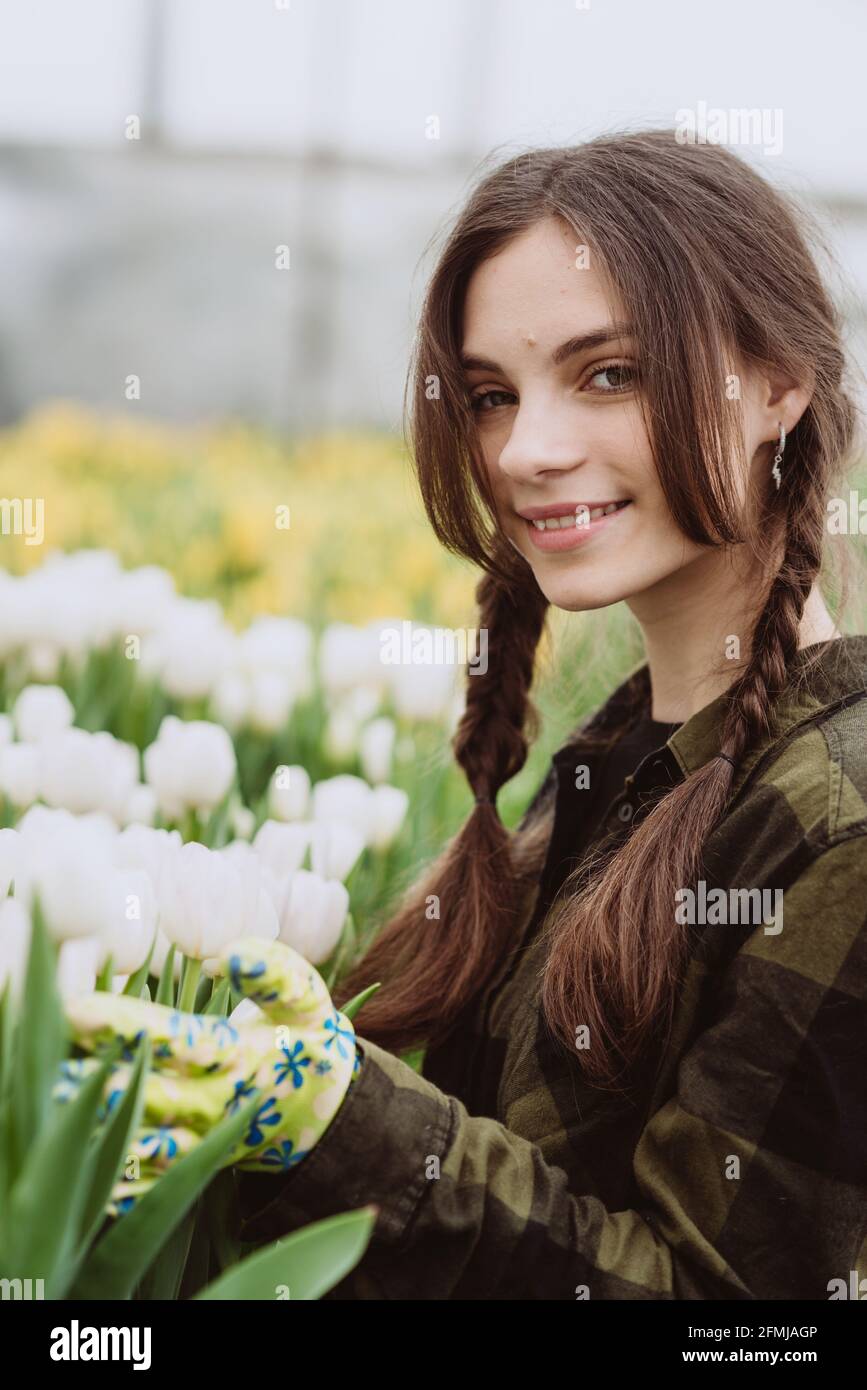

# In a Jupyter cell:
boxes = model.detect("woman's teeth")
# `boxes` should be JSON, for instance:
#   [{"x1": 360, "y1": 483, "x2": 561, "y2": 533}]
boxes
[{"x1": 531, "y1": 501, "x2": 628, "y2": 531}]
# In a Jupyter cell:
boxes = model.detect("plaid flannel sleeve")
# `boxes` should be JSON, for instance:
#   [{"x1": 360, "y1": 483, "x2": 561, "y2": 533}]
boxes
[{"x1": 236, "y1": 831, "x2": 867, "y2": 1299}]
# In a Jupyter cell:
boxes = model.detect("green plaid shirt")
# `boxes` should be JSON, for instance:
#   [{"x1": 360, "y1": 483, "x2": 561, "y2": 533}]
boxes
[{"x1": 238, "y1": 635, "x2": 867, "y2": 1300}]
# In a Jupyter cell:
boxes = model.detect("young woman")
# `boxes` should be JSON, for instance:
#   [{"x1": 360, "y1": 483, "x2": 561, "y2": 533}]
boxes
[
  {"x1": 72, "y1": 129, "x2": 867, "y2": 1299},
  {"x1": 227, "y1": 129, "x2": 867, "y2": 1299}
]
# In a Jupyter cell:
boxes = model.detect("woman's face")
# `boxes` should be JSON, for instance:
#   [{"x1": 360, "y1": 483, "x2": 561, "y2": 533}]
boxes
[{"x1": 460, "y1": 216, "x2": 773, "y2": 615}]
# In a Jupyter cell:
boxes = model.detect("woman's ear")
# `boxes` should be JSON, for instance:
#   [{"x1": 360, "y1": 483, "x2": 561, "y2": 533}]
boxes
[{"x1": 761, "y1": 363, "x2": 815, "y2": 439}]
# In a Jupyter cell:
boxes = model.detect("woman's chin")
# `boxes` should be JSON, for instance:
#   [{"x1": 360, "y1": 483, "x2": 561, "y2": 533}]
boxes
[{"x1": 532, "y1": 572, "x2": 635, "y2": 614}]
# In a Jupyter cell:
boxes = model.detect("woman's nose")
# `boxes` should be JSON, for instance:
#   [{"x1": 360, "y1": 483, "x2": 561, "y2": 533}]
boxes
[{"x1": 495, "y1": 404, "x2": 589, "y2": 483}]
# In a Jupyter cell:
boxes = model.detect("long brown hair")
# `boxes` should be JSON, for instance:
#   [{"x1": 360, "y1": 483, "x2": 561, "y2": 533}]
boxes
[{"x1": 335, "y1": 130, "x2": 862, "y2": 1085}]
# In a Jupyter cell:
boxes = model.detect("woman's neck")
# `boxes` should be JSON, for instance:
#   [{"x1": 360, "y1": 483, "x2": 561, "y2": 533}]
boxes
[{"x1": 626, "y1": 549, "x2": 842, "y2": 724}]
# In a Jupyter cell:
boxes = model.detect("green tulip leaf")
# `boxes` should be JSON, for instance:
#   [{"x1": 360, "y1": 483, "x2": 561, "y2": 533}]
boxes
[{"x1": 195, "y1": 1205, "x2": 376, "y2": 1301}]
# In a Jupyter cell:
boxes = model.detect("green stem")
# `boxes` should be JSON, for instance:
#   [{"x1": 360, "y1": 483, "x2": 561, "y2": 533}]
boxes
[
  {"x1": 96, "y1": 954, "x2": 115, "y2": 992},
  {"x1": 178, "y1": 955, "x2": 203, "y2": 1013}
]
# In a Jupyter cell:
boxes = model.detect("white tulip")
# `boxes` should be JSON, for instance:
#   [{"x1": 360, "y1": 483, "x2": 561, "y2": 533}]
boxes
[
  {"x1": 75, "y1": 810, "x2": 121, "y2": 842},
  {"x1": 57, "y1": 935, "x2": 102, "y2": 1000},
  {"x1": 100, "y1": 867, "x2": 158, "y2": 974},
  {"x1": 122, "y1": 783, "x2": 158, "y2": 826},
  {"x1": 195, "y1": 845, "x2": 277, "y2": 973},
  {"x1": 12, "y1": 684, "x2": 75, "y2": 743},
  {"x1": 16, "y1": 804, "x2": 117, "y2": 848},
  {"x1": 230, "y1": 804, "x2": 256, "y2": 840},
  {"x1": 271, "y1": 868, "x2": 349, "y2": 965},
  {"x1": 368, "y1": 784, "x2": 410, "y2": 850},
  {"x1": 311, "y1": 774, "x2": 372, "y2": 840},
  {"x1": 38, "y1": 728, "x2": 139, "y2": 820},
  {"x1": 308, "y1": 821, "x2": 365, "y2": 881},
  {"x1": 26, "y1": 643, "x2": 61, "y2": 682},
  {"x1": 71, "y1": 562, "x2": 123, "y2": 651},
  {"x1": 237, "y1": 617, "x2": 314, "y2": 699},
  {"x1": 248, "y1": 670, "x2": 295, "y2": 734},
  {"x1": 0, "y1": 714, "x2": 15, "y2": 747},
  {"x1": 364, "y1": 614, "x2": 412, "y2": 679},
  {"x1": 20, "y1": 552, "x2": 120, "y2": 663},
  {"x1": 113, "y1": 825, "x2": 183, "y2": 981},
  {"x1": 219, "y1": 838, "x2": 257, "y2": 868},
  {"x1": 323, "y1": 707, "x2": 361, "y2": 761},
  {"x1": 157, "y1": 841, "x2": 245, "y2": 959},
  {"x1": 267, "y1": 765, "x2": 311, "y2": 822},
  {"x1": 0, "y1": 744, "x2": 41, "y2": 808},
  {"x1": 217, "y1": 841, "x2": 279, "y2": 941},
  {"x1": 17, "y1": 828, "x2": 118, "y2": 942},
  {"x1": 318, "y1": 623, "x2": 383, "y2": 697},
  {"x1": 359, "y1": 717, "x2": 396, "y2": 784},
  {"x1": 390, "y1": 659, "x2": 461, "y2": 722},
  {"x1": 252, "y1": 819, "x2": 311, "y2": 877},
  {"x1": 112, "y1": 565, "x2": 176, "y2": 636},
  {"x1": 14, "y1": 803, "x2": 73, "y2": 843},
  {"x1": 113, "y1": 823, "x2": 182, "y2": 888},
  {"x1": 103, "y1": 739, "x2": 142, "y2": 820},
  {"x1": 342, "y1": 685, "x2": 384, "y2": 725},
  {"x1": 144, "y1": 598, "x2": 234, "y2": 701},
  {"x1": 46, "y1": 548, "x2": 120, "y2": 589},
  {"x1": 210, "y1": 670, "x2": 250, "y2": 732},
  {"x1": 143, "y1": 715, "x2": 236, "y2": 820},
  {"x1": 0, "y1": 897, "x2": 31, "y2": 1001},
  {"x1": 309, "y1": 773, "x2": 405, "y2": 852},
  {"x1": 6, "y1": 578, "x2": 54, "y2": 664},
  {"x1": 252, "y1": 816, "x2": 362, "y2": 884}
]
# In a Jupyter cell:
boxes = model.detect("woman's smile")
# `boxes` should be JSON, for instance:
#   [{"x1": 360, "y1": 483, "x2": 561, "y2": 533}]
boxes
[{"x1": 517, "y1": 498, "x2": 633, "y2": 552}]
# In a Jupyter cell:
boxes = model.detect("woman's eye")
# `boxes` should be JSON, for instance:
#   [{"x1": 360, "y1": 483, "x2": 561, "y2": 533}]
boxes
[
  {"x1": 469, "y1": 388, "x2": 514, "y2": 413},
  {"x1": 585, "y1": 363, "x2": 635, "y2": 393},
  {"x1": 469, "y1": 364, "x2": 634, "y2": 411}
]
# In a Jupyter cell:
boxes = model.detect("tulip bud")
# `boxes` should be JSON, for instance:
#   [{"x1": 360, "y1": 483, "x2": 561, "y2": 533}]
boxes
[
  {"x1": 157, "y1": 841, "x2": 246, "y2": 959},
  {"x1": 143, "y1": 715, "x2": 237, "y2": 820},
  {"x1": 359, "y1": 717, "x2": 396, "y2": 784},
  {"x1": 0, "y1": 898, "x2": 31, "y2": 1001},
  {"x1": 267, "y1": 764, "x2": 311, "y2": 822},
  {"x1": 12, "y1": 684, "x2": 75, "y2": 743},
  {"x1": 368, "y1": 784, "x2": 410, "y2": 850},
  {"x1": 0, "y1": 744, "x2": 41, "y2": 809},
  {"x1": 252, "y1": 819, "x2": 311, "y2": 877},
  {"x1": 271, "y1": 868, "x2": 349, "y2": 965}
]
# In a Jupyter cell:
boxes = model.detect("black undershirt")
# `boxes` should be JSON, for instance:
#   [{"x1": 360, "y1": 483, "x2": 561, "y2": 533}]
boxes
[
  {"x1": 539, "y1": 712, "x2": 682, "y2": 916},
  {"x1": 588, "y1": 714, "x2": 682, "y2": 826}
]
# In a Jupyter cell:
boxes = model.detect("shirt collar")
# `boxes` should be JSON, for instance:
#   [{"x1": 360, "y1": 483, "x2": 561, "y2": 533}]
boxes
[{"x1": 553, "y1": 634, "x2": 867, "y2": 797}]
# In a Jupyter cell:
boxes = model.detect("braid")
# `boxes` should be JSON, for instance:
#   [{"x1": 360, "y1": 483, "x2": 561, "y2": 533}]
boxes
[
  {"x1": 542, "y1": 462, "x2": 832, "y2": 1088},
  {"x1": 453, "y1": 570, "x2": 550, "y2": 802},
  {"x1": 720, "y1": 463, "x2": 826, "y2": 763},
  {"x1": 333, "y1": 570, "x2": 550, "y2": 1050}
]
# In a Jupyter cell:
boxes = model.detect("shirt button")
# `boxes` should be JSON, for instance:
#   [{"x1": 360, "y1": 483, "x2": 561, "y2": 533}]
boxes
[{"x1": 618, "y1": 801, "x2": 634, "y2": 822}]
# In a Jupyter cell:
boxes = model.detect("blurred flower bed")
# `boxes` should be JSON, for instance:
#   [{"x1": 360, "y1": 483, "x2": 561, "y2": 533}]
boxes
[
  {"x1": 0, "y1": 545, "x2": 484, "y2": 1298},
  {"x1": 0, "y1": 547, "x2": 477, "y2": 994},
  {"x1": 0, "y1": 402, "x2": 478, "y2": 628}
]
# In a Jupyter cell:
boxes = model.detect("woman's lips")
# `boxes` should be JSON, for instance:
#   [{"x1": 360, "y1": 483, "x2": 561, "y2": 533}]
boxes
[{"x1": 522, "y1": 500, "x2": 633, "y2": 552}]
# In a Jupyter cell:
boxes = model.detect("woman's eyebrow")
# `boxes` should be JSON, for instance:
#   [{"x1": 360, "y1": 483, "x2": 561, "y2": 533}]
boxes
[{"x1": 460, "y1": 321, "x2": 634, "y2": 374}]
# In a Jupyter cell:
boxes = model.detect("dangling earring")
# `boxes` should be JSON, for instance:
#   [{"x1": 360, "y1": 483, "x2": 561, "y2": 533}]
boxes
[{"x1": 771, "y1": 421, "x2": 786, "y2": 490}]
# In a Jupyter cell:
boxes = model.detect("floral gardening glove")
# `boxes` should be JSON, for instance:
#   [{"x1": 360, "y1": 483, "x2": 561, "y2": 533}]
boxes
[{"x1": 60, "y1": 937, "x2": 361, "y2": 1213}]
